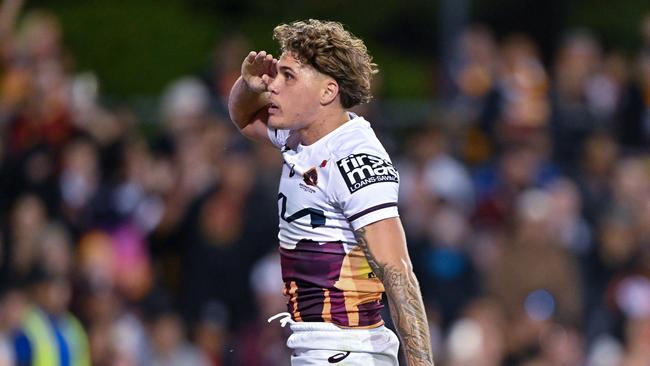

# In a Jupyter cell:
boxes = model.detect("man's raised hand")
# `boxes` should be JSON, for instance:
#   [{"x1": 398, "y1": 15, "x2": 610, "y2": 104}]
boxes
[{"x1": 242, "y1": 51, "x2": 278, "y2": 94}]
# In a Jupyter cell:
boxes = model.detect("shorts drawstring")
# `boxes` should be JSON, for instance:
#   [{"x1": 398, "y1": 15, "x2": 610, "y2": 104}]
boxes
[{"x1": 267, "y1": 312, "x2": 295, "y2": 328}]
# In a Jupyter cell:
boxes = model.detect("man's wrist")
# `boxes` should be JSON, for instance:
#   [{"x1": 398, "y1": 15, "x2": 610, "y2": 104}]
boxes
[{"x1": 241, "y1": 76, "x2": 264, "y2": 95}]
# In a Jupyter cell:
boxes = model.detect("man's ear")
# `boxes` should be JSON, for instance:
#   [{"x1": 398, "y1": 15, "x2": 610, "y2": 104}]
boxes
[{"x1": 320, "y1": 79, "x2": 339, "y2": 105}]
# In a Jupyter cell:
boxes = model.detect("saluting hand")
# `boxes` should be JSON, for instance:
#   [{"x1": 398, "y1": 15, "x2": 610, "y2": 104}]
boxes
[{"x1": 241, "y1": 50, "x2": 278, "y2": 94}]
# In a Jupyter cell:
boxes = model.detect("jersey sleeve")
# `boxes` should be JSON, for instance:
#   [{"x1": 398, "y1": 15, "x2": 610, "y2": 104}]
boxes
[{"x1": 330, "y1": 150, "x2": 400, "y2": 230}]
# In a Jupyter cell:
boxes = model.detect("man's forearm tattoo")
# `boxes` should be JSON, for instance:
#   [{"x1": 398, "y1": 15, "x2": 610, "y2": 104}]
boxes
[{"x1": 354, "y1": 227, "x2": 434, "y2": 366}]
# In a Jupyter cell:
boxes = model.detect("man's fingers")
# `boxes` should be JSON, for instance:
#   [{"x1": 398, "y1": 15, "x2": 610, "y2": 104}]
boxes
[
  {"x1": 254, "y1": 51, "x2": 267, "y2": 64},
  {"x1": 243, "y1": 51, "x2": 277, "y2": 83},
  {"x1": 266, "y1": 58, "x2": 279, "y2": 77},
  {"x1": 244, "y1": 50, "x2": 267, "y2": 67},
  {"x1": 245, "y1": 51, "x2": 257, "y2": 63}
]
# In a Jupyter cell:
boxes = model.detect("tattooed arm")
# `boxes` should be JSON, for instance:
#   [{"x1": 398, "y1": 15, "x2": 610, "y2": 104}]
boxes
[{"x1": 355, "y1": 217, "x2": 434, "y2": 366}]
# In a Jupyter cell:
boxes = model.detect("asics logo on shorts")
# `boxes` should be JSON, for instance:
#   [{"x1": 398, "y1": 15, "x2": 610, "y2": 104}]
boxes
[{"x1": 327, "y1": 351, "x2": 351, "y2": 363}]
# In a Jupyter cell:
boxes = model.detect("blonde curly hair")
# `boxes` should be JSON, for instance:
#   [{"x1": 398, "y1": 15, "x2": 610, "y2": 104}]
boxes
[{"x1": 273, "y1": 19, "x2": 378, "y2": 108}]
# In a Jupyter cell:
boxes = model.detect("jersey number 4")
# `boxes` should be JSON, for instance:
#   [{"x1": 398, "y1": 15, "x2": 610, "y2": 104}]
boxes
[{"x1": 278, "y1": 193, "x2": 326, "y2": 228}]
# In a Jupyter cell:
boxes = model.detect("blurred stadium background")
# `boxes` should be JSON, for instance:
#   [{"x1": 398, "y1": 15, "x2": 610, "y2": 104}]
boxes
[{"x1": 2, "y1": 0, "x2": 650, "y2": 365}]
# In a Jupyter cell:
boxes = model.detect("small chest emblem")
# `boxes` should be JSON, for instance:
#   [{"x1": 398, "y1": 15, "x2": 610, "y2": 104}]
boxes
[{"x1": 303, "y1": 167, "x2": 318, "y2": 186}]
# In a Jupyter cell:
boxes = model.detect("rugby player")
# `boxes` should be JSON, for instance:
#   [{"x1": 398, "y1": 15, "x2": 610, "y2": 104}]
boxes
[{"x1": 228, "y1": 19, "x2": 434, "y2": 366}]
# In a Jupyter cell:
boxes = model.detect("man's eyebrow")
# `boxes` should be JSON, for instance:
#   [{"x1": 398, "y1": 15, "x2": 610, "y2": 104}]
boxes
[{"x1": 279, "y1": 65, "x2": 296, "y2": 73}]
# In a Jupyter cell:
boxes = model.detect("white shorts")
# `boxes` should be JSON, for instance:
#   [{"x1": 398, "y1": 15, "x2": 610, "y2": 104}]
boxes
[{"x1": 286, "y1": 320, "x2": 400, "y2": 365}]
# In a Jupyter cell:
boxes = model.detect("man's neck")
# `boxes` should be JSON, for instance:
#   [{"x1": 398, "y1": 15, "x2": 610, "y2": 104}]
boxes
[{"x1": 298, "y1": 109, "x2": 350, "y2": 146}]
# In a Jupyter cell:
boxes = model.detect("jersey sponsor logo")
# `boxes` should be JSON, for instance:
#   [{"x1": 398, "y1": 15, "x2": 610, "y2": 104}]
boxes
[
  {"x1": 336, "y1": 153, "x2": 399, "y2": 193},
  {"x1": 278, "y1": 193, "x2": 325, "y2": 228}
]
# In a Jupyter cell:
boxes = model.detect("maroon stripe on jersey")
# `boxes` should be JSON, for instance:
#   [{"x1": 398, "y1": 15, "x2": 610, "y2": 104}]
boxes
[
  {"x1": 356, "y1": 300, "x2": 384, "y2": 327},
  {"x1": 279, "y1": 240, "x2": 385, "y2": 327},
  {"x1": 294, "y1": 282, "x2": 325, "y2": 322},
  {"x1": 328, "y1": 288, "x2": 350, "y2": 326},
  {"x1": 348, "y1": 202, "x2": 397, "y2": 222},
  {"x1": 280, "y1": 241, "x2": 346, "y2": 323},
  {"x1": 280, "y1": 240, "x2": 345, "y2": 288}
]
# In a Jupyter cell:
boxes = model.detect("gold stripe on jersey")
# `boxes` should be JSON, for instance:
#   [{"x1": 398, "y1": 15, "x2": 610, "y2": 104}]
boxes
[
  {"x1": 333, "y1": 246, "x2": 385, "y2": 327},
  {"x1": 322, "y1": 289, "x2": 332, "y2": 323},
  {"x1": 287, "y1": 281, "x2": 303, "y2": 321}
]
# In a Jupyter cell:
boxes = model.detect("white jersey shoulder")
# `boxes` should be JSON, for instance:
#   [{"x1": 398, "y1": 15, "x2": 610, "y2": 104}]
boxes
[{"x1": 269, "y1": 114, "x2": 400, "y2": 249}]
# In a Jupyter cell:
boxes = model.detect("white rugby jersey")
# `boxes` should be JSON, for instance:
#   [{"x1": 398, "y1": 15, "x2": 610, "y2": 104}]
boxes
[{"x1": 267, "y1": 113, "x2": 400, "y2": 328}]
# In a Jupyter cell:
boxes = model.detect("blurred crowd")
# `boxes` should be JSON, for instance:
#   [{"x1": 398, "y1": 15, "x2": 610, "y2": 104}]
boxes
[{"x1": 2, "y1": 3, "x2": 650, "y2": 366}]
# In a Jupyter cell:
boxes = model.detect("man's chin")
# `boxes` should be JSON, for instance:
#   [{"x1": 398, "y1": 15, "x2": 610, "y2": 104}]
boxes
[{"x1": 267, "y1": 116, "x2": 283, "y2": 129}]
